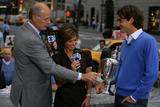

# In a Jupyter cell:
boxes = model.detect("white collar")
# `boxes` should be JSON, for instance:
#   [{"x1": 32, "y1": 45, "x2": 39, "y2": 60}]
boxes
[
  {"x1": 2, "y1": 58, "x2": 11, "y2": 65},
  {"x1": 129, "y1": 28, "x2": 143, "y2": 40},
  {"x1": 126, "y1": 28, "x2": 143, "y2": 44},
  {"x1": 28, "y1": 21, "x2": 40, "y2": 35}
]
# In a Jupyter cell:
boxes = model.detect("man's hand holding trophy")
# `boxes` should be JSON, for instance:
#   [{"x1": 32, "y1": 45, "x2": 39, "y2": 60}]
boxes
[
  {"x1": 95, "y1": 78, "x2": 107, "y2": 94},
  {"x1": 94, "y1": 58, "x2": 118, "y2": 95}
]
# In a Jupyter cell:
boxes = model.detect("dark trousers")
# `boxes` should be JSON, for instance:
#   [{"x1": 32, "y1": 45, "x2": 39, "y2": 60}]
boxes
[{"x1": 114, "y1": 94, "x2": 148, "y2": 107}]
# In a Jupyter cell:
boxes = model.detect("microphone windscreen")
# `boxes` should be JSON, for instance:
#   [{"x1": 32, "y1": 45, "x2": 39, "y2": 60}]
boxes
[{"x1": 73, "y1": 49, "x2": 81, "y2": 60}]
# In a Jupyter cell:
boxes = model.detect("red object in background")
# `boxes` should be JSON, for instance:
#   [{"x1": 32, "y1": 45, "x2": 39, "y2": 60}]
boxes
[
  {"x1": 113, "y1": 30, "x2": 126, "y2": 39},
  {"x1": 66, "y1": 10, "x2": 71, "y2": 17},
  {"x1": 11, "y1": 2, "x2": 15, "y2": 7}
]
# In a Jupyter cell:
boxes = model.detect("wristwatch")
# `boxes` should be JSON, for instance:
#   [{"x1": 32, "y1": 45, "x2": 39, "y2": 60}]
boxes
[{"x1": 86, "y1": 93, "x2": 91, "y2": 97}]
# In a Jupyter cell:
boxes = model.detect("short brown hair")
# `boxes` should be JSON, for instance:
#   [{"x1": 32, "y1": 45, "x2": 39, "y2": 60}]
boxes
[
  {"x1": 117, "y1": 5, "x2": 144, "y2": 29},
  {"x1": 57, "y1": 23, "x2": 78, "y2": 49},
  {"x1": 99, "y1": 39, "x2": 105, "y2": 45}
]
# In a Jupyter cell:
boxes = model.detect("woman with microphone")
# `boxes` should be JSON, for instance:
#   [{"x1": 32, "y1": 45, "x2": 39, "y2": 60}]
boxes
[{"x1": 52, "y1": 23, "x2": 93, "y2": 107}]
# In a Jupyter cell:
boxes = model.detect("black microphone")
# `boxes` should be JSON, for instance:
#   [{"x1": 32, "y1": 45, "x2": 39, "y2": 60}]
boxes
[
  {"x1": 46, "y1": 26, "x2": 57, "y2": 56},
  {"x1": 47, "y1": 34, "x2": 56, "y2": 43},
  {"x1": 47, "y1": 23, "x2": 58, "y2": 43},
  {"x1": 73, "y1": 49, "x2": 81, "y2": 61},
  {"x1": 72, "y1": 49, "x2": 81, "y2": 72}
]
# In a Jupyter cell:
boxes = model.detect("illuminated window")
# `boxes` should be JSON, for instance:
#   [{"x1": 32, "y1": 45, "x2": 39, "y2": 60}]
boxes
[{"x1": 148, "y1": 7, "x2": 160, "y2": 33}]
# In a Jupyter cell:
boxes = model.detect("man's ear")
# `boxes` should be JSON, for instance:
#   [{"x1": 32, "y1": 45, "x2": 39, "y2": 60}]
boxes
[
  {"x1": 32, "y1": 15, "x2": 36, "y2": 21},
  {"x1": 129, "y1": 17, "x2": 134, "y2": 24}
]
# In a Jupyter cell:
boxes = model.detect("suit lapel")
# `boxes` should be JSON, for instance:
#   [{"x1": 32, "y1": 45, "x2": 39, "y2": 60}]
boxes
[{"x1": 23, "y1": 22, "x2": 41, "y2": 40}]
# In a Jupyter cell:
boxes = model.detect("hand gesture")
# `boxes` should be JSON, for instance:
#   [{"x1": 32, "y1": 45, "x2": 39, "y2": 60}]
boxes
[
  {"x1": 81, "y1": 96, "x2": 91, "y2": 107},
  {"x1": 121, "y1": 96, "x2": 136, "y2": 104},
  {"x1": 81, "y1": 72, "x2": 101, "y2": 82},
  {"x1": 95, "y1": 82, "x2": 106, "y2": 94},
  {"x1": 71, "y1": 60, "x2": 80, "y2": 71}
]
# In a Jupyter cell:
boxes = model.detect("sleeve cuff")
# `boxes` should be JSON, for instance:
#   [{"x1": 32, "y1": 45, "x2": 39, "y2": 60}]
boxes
[
  {"x1": 130, "y1": 96, "x2": 136, "y2": 103},
  {"x1": 77, "y1": 73, "x2": 82, "y2": 80},
  {"x1": 86, "y1": 93, "x2": 91, "y2": 97}
]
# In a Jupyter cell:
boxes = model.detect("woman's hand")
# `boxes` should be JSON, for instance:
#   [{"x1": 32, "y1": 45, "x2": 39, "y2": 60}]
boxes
[
  {"x1": 81, "y1": 96, "x2": 91, "y2": 107},
  {"x1": 71, "y1": 60, "x2": 80, "y2": 71}
]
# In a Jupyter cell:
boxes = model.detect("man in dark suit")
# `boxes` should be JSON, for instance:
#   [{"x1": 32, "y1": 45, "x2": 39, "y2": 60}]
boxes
[{"x1": 10, "y1": 2, "x2": 99, "y2": 107}]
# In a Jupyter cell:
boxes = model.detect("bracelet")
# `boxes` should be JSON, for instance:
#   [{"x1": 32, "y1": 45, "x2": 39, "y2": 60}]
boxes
[{"x1": 86, "y1": 93, "x2": 91, "y2": 97}]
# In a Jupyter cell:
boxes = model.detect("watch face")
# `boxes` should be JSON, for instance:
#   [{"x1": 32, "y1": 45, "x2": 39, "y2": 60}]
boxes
[{"x1": 48, "y1": 35, "x2": 56, "y2": 42}]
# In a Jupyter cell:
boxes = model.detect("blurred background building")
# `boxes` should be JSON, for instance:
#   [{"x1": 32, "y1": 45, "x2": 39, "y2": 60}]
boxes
[
  {"x1": 81, "y1": 0, "x2": 160, "y2": 33},
  {"x1": 0, "y1": 0, "x2": 160, "y2": 33}
]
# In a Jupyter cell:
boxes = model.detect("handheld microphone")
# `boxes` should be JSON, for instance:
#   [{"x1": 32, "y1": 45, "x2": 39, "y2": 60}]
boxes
[
  {"x1": 47, "y1": 23, "x2": 58, "y2": 43},
  {"x1": 47, "y1": 35, "x2": 56, "y2": 43},
  {"x1": 72, "y1": 49, "x2": 81, "y2": 72},
  {"x1": 73, "y1": 49, "x2": 81, "y2": 61},
  {"x1": 45, "y1": 24, "x2": 59, "y2": 56}
]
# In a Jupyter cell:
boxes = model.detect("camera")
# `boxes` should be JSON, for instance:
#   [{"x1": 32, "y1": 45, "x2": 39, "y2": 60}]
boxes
[{"x1": 47, "y1": 24, "x2": 59, "y2": 35}]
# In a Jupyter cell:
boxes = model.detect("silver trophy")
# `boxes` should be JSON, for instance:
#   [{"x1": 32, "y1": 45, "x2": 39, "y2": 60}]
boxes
[
  {"x1": 102, "y1": 58, "x2": 118, "y2": 95},
  {"x1": 102, "y1": 46, "x2": 120, "y2": 95},
  {"x1": 103, "y1": 58, "x2": 118, "y2": 80}
]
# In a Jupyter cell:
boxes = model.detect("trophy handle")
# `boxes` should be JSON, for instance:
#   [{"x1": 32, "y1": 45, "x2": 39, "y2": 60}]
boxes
[{"x1": 108, "y1": 80, "x2": 115, "y2": 96}]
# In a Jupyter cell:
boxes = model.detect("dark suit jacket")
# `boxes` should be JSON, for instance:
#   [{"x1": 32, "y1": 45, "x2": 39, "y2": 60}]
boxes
[
  {"x1": 10, "y1": 22, "x2": 79, "y2": 107},
  {"x1": 0, "y1": 59, "x2": 6, "y2": 89}
]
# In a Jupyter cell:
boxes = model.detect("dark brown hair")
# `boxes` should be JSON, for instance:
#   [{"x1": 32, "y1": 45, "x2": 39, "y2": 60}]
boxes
[
  {"x1": 117, "y1": 5, "x2": 144, "y2": 29},
  {"x1": 57, "y1": 23, "x2": 78, "y2": 49},
  {"x1": 99, "y1": 39, "x2": 105, "y2": 45}
]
